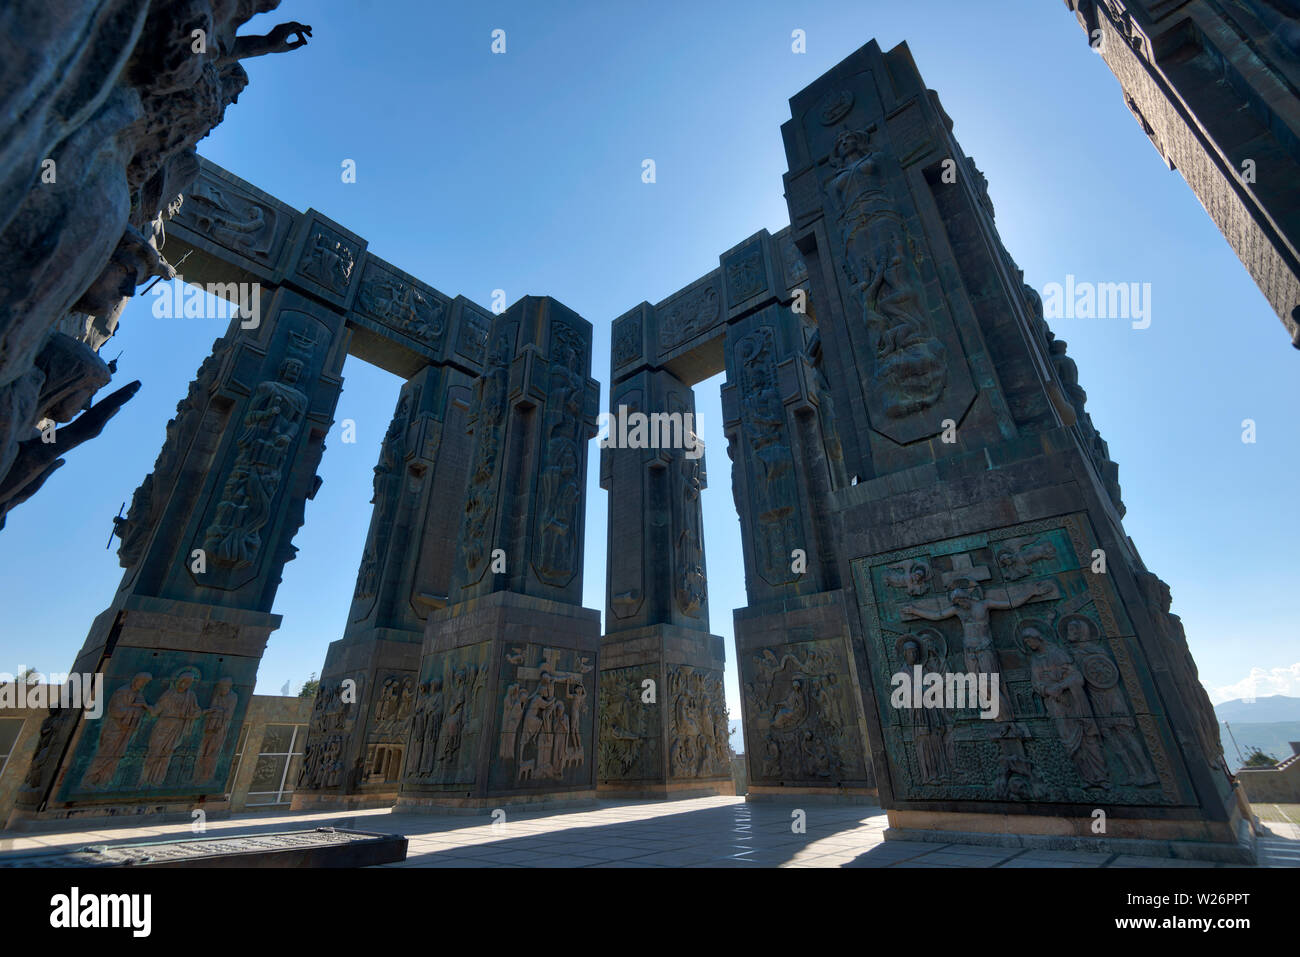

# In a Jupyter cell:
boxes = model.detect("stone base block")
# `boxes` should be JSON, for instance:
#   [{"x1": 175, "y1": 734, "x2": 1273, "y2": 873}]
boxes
[
  {"x1": 745, "y1": 785, "x2": 878, "y2": 805},
  {"x1": 394, "y1": 791, "x2": 599, "y2": 815},
  {"x1": 295, "y1": 628, "x2": 424, "y2": 800},
  {"x1": 736, "y1": 591, "x2": 874, "y2": 790},
  {"x1": 290, "y1": 789, "x2": 398, "y2": 813},
  {"x1": 5, "y1": 799, "x2": 232, "y2": 833},
  {"x1": 598, "y1": 778, "x2": 736, "y2": 800},
  {"x1": 598, "y1": 624, "x2": 732, "y2": 792},
  {"x1": 21, "y1": 602, "x2": 270, "y2": 817},
  {"x1": 883, "y1": 807, "x2": 1257, "y2": 864},
  {"x1": 396, "y1": 591, "x2": 601, "y2": 809}
]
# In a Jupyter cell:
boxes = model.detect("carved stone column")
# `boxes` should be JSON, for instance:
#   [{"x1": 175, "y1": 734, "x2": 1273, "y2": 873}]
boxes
[
  {"x1": 11, "y1": 288, "x2": 348, "y2": 823},
  {"x1": 597, "y1": 361, "x2": 732, "y2": 797},
  {"x1": 778, "y1": 40, "x2": 1247, "y2": 860},
  {"x1": 723, "y1": 286, "x2": 874, "y2": 801},
  {"x1": 292, "y1": 362, "x2": 479, "y2": 810},
  {"x1": 395, "y1": 296, "x2": 602, "y2": 811}
]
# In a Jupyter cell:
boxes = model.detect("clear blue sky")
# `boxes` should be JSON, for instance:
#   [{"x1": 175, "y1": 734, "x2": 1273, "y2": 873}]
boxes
[{"x1": 3, "y1": 0, "x2": 1296, "y2": 718}]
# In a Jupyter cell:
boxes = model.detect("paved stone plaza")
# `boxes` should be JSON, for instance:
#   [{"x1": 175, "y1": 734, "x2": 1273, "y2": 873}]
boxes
[{"x1": 2, "y1": 798, "x2": 1296, "y2": 869}]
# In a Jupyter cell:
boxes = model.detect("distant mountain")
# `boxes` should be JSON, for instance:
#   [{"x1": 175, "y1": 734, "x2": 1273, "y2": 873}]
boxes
[{"x1": 1214, "y1": 695, "x2": 1300, "y2": 723}]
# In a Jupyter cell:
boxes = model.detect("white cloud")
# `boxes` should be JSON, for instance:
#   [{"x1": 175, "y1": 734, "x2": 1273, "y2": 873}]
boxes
[{"x1": 1205, "y1": 662, "x2": 1300, "y2": 705}]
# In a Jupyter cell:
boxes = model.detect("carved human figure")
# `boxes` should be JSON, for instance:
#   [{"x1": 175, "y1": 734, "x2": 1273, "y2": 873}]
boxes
[
  {"x1": 302, "y1": 231, "x2": 354, "y2": 291},
  {"x1": 518, "y1": 671, "x2": 558, "y2": 780},
  {"x1": 894, "y1": 636, "x2": 954, "y2": 784},
  {"x1": 355, "y1": 396, "x2": 408, "y2": 599},
  {"x1": 189, "y1": 181, "x2": 273, "y2": 254},
  {"x1": 772, "y1": 677, "x2": 808, "y2": 731},
  {"x1": 462, "y1": 331, "x2": 512, "y2": 572},
  {"x1": 825, "y1": 128, "x2": 947, "y2": 417},
  {"x1": 406, "y1": 683, "x2": 429, "y2": 776},
  {"x1": 140, "y1": 669, "x2": 203, "y2": 787},
  {"x1": 22, "y1": 708, "x2": 70, "y2": 791},
  {"x1": 83, "y1": 673, "x2": 153, "y2": 788},
  {"x1": 901, "y1": 578, "x2": 1055, "y2": 724},
  {"x1": 1021, "y1": 625, "x2": 1109, "y2": 787},
  {"x1": 536, "y1": 332, "x2": 585, "y2": 581},
  {"x1": 537, "y1": 438, "x2": 580, "y2": 578},
  {"x1": 995, "y1": 539, "x2": 1056, "y2": 581},
  {"x1": 195, "y1": 677, "x2": 238, "y2": 782},
  {"x1": 437, "y1": 669, "x2": 470, "y2": 765},
  {"x1": 884, "y1": 559, "x2": 932, "y2": 596},
  {"x1": 801, "y1": 730, "x2": 832, "y2": 777},
  {"x1": 203, "y1": 353, "x2": 311, "y2": 567},
  {"x1": 736, "y1": 328, "x2": 800, "y2": 579},
  {"x1": 415, "y1": 678, "x2": 442, "y2": 775},
  {"x1": 676, "y1": 443, "x2": 707, "y2": 615},
  {"x1": 500, "y1": 684, "x2": 529, "y2": 761},
  {"x1": 1061, "y1": 616, "x2": 1158, "y2": 785}
]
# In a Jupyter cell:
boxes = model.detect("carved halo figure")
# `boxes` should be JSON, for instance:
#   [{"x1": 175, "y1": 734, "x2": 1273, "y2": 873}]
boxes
[
  {"x1": 1059, "y1": 614, "x2": 1158, "y2": 786},
  {"x1": 140, "y1": 667, "x2": 203, "y2": 787},
  {"x1": 83, "y1": 672, "x2": 153, "y2": 788},
  {"x1": 894, "y1": 633, "x2": 954, "y2": 784},
  {"x1": 1020, "y1": 623, "x2": 1109, "y2": 788},
  {"x1": 195, "y1": 676, "x2": 238, "y2": 782}
]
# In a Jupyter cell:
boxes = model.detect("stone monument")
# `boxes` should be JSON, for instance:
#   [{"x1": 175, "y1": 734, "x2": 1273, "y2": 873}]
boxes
[
  {"x1": 0, "y1": 0, "x2": 313, "y2": 528},
  {"x1": 395, "y1": 296, "x2": 603, "y2": 812},
  {"x1": 774, "y1": 39, "x2": 1246, "y2": 860},
  {"x1": 1066, "y1": 0, "x2": 1300, "y2": 349}
]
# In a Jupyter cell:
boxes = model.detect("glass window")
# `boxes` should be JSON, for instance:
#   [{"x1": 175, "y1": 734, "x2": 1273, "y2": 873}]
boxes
[{"x1": 245, "y1": 724, "x2": 305, "y2": 807}]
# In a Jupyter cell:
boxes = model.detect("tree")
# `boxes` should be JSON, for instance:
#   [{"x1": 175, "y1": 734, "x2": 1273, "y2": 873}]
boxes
[
  {"x1": 18, "y1": 667, "x2": 40, "y2": 685},
  {"x1": 298, "y1": 672, "x2": 320, "y2": 699},
  {"x1": 1242, "y1": 747, "x2": 1277, "y2": 768}
]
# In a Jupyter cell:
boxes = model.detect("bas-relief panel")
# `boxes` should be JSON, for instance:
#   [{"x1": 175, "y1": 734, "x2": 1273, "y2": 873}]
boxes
[
  {"x1": 354, "y1": 260, "x2": 448, "y2": 350},
  {"x1": 732, "y1": 324, "x2": 804, "y2": 587},
  {"x1": 598, "y1": 666, "x2": 660, "y2": 781},
  {"x1": 658, "y1": 281, "x2": 720, "y2": 353},
  {"x1": 612, "y1": 311, "x2": 642, "y2": 371},
  {"x1": 352, "y1": 391, "x2": 414, "y2": 617},
  {"x1": 181, "y1": 173, "x2": 287, "y2": 267},
  {"x1": 405, "y1": 643, "x2": 490, "y2": 787},
  {"x1": 742, "y1": 635, "x2": 866, "y2": 784},
  {"x1": 367, "y1": 672, "x2": 417, "y2": 746},
  {"x1": 458, "y1": 322, "x2": 515, "y2": 583},
  {"x1": 195, "y1": 310, "x2": 335, "y2": 591},
  {"x1": 455, "y1": 306, "x2": 491, "y2": 367},
  {"x1": 853, "y1": 515, "x2": 1185, "y2": 806},
  {"x1": 57, "y1": 650, "x2": 256, "y2": 802},
  {"x1": 531, "y1": 321, "x2": 587, "y2": 587},
  {"x1": 298, "y1": 673, "x2": 366, "y2": 791},
  {"x1": 295, "y1": 222, "x2": 357, "y2": 296},
  {"x1": 490, "y1": 643, "x2": 594, "y2": 791},
  {"x1": 666, "y1": 666, "x2": 730, "y2": 779},
  {"x1": 797, "y1": 77, "x2": 976, "y2": 444}
]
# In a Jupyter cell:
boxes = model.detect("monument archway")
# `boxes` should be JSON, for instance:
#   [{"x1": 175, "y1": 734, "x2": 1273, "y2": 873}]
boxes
[
  {"x1": 12, "y1": 157, "x2": 500, "y2": 820},
  {"x1": 13, "y1": 37, "x2": 1247, "y2": 862}
]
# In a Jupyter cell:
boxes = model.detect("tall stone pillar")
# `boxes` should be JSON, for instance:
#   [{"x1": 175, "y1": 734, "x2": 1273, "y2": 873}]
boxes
[
  {"x1": 721, "y1": 252, "x2": 875, "y2": 800},
  {"x1": 597, "y1": 352, "x2": 732, "y2": 797},
  {"x1": 395, "y1": 296, "x2": 602, "y2": 811},
  {"x1": 292, "y1": 361, "x2": 479, "y2": 810},
  {"x1": 12, "y1": 287, "x2": 348, "y2": 823},
  {"x1": 776, "y1": 39, "x2": 1248, "y2": 860}
]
